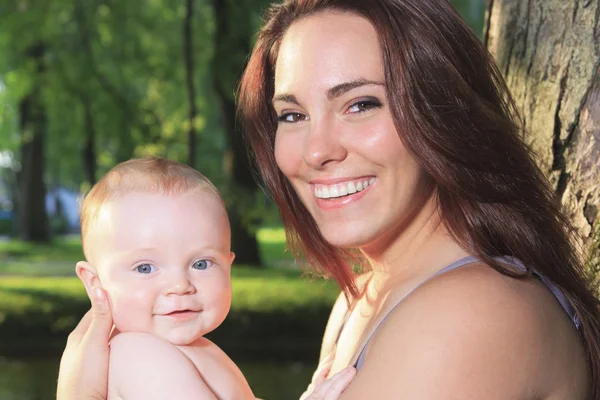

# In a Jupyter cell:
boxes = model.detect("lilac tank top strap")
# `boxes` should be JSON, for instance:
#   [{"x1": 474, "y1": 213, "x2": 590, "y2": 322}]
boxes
[{"x1": 353, "y1": 256, "x2": 580, "y2": 370}]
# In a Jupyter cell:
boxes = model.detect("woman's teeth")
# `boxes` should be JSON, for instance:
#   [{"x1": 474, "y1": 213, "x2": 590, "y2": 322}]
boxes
[{"x1": 314, "y1": 178, "x2": 375, "y2": 199}]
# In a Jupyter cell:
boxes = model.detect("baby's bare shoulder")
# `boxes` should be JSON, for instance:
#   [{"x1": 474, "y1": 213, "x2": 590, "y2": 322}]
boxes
[
  {"x1": 178, "y1": 338, "x2": 255, "y2": 400},
  {"x1": 108, "y1": 333, "x2": 218, "y2": 400}
]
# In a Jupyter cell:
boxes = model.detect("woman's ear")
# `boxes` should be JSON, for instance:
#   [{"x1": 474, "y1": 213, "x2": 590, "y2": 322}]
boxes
[{"x1": 76, "y1": 261, "x2": 102, "y2": 299}]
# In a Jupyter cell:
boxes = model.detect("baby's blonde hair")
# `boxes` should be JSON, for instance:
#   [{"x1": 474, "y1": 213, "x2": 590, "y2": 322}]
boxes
[{"x1": 80, "y1": 157, "x2": 223, "y2": 258}]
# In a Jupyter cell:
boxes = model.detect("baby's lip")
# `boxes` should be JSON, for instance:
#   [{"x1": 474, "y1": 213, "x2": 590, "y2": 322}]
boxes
[{"x1": 162, "y1": 308, "x2": 200, "y2": 315}]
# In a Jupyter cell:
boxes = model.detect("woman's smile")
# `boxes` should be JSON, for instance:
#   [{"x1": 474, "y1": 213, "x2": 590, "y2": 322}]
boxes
[{"x1": 312, "y1": 177, "x2": 376, "y2": 209}]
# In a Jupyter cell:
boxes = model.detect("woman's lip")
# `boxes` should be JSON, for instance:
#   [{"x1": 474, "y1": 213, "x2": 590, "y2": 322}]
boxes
[
  {"x1": 314, "y1": 180, "x2": 374, "y2": 210},
  {"x1": 310, "y1": 175, "x2": 375, "y2": 185}
]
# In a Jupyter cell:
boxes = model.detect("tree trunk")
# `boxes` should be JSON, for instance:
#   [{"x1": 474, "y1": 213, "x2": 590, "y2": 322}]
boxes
[
  {"x1": 17, "y1": 44, "x2": 50, "y2": 243},
  {"x1": 81, "y1": 95, "x2": 97, "y2": 186},
  {"x1": 485, "y1": 0, "x2": 600, "y2": 278},
  {"x1": 220, "y1": 93, "x2": 262, "y2": 266},
  {"x1": 211, "y1": 0, "x2": 261, "y2": 266},
  {"x1": 184, "y1": 0, "x2": 198, "y2": 168}
]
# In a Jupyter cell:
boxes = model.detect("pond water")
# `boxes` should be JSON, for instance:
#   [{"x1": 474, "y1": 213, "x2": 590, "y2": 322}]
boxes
[{"x1": 0, "y1": 357, "x2": 316, "y2": 400}]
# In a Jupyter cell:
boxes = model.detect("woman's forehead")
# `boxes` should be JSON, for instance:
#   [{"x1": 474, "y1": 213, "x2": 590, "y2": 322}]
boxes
[{"x1": 274, "y1": 12, "x2": 384, "y2": 94}]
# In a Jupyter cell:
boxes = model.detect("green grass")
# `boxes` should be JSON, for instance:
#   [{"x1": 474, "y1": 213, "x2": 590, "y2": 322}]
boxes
[
  {"x1": 0, "y1": 269, "x2": 337, "y2": 316},
  {"x1": 0, "y1": 226, "x2": 338, "y2": 358},
  {"x1": 0, "y1": 236, "x2": 84, "y2": 263},
  {"x1": 0, "y1": 227, "x2": 295, "y2": 274},
  {"x1": 0, "y1": 268, "x2": 337, "y2": 313},
  {"x1": 257, "y1": 226, "x2": 296, "y2": 266},
  {"x1": 0, "y1": 266, "x2": 339, "y2": 357}
]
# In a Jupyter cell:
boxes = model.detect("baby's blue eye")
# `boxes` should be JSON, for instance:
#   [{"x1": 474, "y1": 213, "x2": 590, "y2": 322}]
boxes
[
  {"x1": 192, "y1": 260, "x2": 212, "y2": 270},
  {"x1": 136, "y1": 264, "x2": 157, "y2": 274}
]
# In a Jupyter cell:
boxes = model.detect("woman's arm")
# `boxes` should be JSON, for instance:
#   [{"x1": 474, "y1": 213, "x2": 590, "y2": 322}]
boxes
[
  {"x1": 335, "y1": 265, "x2": 552, "y2": 399},
  {"x1": 57, "y1": 286, "x2": 112, "y2": 400},
  {"x1": 109, "y1": 333, "x2": 218, "y2": 400}
]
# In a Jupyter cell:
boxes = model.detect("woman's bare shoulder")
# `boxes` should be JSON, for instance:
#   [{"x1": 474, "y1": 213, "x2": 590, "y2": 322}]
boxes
[{"x1": 339, "y1": 263, "x2": 587, "y2": 399}]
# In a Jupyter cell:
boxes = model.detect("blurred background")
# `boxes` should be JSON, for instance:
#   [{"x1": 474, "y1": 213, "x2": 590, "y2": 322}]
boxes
[{"x1": 0, "y1": 1, "x2": 485, "y2": 399}]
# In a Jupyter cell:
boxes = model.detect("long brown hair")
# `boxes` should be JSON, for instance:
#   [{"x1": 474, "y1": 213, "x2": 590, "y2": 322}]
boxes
[{"x1": 237, "y1": 0, "x2": 600, "y2": 393}]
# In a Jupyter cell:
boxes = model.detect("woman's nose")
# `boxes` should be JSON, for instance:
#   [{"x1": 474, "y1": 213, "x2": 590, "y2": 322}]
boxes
[
  {"x1": 165, "y1": 272, "x2": 196, "y2": 296},
  {"x1": 303, "y1": 119, "x2": 347, "y2": 168}
]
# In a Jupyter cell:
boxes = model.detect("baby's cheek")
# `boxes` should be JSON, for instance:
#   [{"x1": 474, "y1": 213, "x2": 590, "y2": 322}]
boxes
[
  {"x1": 208, "y1": 276, "x2": 232, "y2": 322},
  {"x1": 107, "y1": 286, "x2": 155, "y2": 333}
]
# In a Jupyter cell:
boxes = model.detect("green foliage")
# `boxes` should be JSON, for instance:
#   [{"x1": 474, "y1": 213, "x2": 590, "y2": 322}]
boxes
[
  {"x1": 0, "y1": 0, "x2": 232, "y2": 188},
  {"x1": 0, "y1": 0, "x2": 487, "y2": 242},
  {"x1": 451, "y1": 0, "x2": 487, "y2": 37},
  {"x1": 0, "y1": 219, "x2": 13, "y2": 235}
]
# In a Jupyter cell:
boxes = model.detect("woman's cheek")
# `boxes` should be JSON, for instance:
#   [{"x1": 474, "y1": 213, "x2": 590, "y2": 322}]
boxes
[{"x1": 274, "y1": 130, "x2": 303, "y2": 177}]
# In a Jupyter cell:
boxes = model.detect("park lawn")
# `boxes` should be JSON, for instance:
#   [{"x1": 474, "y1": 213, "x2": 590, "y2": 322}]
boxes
[
  {"x1": 0, "y1": 236, "x2": 84, "y2": 263},
  {"x1": 0, "y1": 226, "x2": 337, "y2": 357},
  {"x1": 0, "y1": 226, "x2": 295, "y2": 274},
  {"x1": 0, "y1": 265, "x2": 340, "y2": 357},
  {"x1": 0, "y1": 268, "x2": 338, "y2": 316}
]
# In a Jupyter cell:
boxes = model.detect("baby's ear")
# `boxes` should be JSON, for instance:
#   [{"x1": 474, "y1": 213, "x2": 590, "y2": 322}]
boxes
[
  {"x1": 229, "y1": 252, "x2": 235, "y2": 265},
  {"x1": 76, "y1": 261, "x2": 102, "y2": 298}
]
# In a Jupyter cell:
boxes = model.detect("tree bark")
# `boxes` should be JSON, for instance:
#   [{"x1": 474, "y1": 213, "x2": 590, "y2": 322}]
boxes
[
  {"x1": 17, "y1": 43, "x2": 50, "y2": 242},
  {"x1": 485, "y1": 0, "x2": 600, "y2": 277}
]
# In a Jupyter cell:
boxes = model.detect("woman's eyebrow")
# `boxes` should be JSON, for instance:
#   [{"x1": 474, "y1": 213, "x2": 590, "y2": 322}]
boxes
[
  {"x1": 326, "y1": 79, "x2": 384, "y2": 100},
  {"x1": 272, "y1": 79, "x2": 384, "y2": 105},
  {"x1": 272, "y1": 93, "x2": 299, "y2": 105}
]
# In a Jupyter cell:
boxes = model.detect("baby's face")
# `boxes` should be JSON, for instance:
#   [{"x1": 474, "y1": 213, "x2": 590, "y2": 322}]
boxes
[{"x1": 87, "y1": 190, "x2": 232, "y2": 346}]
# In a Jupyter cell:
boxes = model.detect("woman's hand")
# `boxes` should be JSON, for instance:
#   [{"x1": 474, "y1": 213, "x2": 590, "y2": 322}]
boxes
[
  {"x1": 56, "y1": 286, "x2": 114, "y2": 400},
  {"x1": 300, "y1": 354, "x2": 356, "y2": 400}
]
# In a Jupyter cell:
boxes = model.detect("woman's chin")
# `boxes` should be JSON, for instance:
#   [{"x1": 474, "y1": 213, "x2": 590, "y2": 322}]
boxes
[{"x1": 319, "y1": 228, "x2": 375, "y2": 250}]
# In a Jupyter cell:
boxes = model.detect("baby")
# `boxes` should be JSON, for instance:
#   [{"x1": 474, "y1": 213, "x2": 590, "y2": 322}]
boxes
[{"x1": 75, "y1": 157, "x2": 255, "y2": 400}]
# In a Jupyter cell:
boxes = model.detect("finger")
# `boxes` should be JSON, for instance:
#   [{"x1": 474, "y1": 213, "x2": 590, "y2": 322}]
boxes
[
  {"x1": 320, "y1": 353, "x2": 334, "y2": 364},
  {"x1": 108, "y1": 325, "x2": 121, "y2": 341},
  {"x1": 312, "y1": 356, "x2": 334, "y2": 386},
  {"x1": 322, "y1": 367, "x2": 355, "y2": 400},
  {"x1": 86, "y1": 286, "x2": 114, "y2": 341},
  {"x1": 312, "y1": 367, "x2": 355, "y2": 398},
  {"x1": 299, "y1": 384, "x2": 314, "y2": 400},
  {"x1": 66, "y1": 310, "x2": 93, "y2": 344}
]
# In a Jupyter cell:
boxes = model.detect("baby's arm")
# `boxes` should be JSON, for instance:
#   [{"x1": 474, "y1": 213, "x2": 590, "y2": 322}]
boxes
[
  {"x1": 176, "y1": 338, "x2": 256, "y2": 400},
  {"x1": 108, "y1": 332, "x2": 217, "y2": 400}
]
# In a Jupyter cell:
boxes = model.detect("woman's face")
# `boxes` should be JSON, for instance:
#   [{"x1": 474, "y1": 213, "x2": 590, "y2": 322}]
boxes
[{"x1": 273, "y1": 11, "x2": 433, "y2": 252}]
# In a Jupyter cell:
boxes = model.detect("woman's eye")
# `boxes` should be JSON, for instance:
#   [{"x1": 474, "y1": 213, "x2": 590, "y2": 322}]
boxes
[
  {"x1": 348, "y1": 99, "x2": 382, "y2": 113},
  {"x1": 135, "y1": 264, "x2": 157, "y2": 274},
  {"x1": 192, "y1": 259, "x2": 213, "y2": 270},
  {"x1": 277, "y1": 112, "x2": 307, "y2": 123}
]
